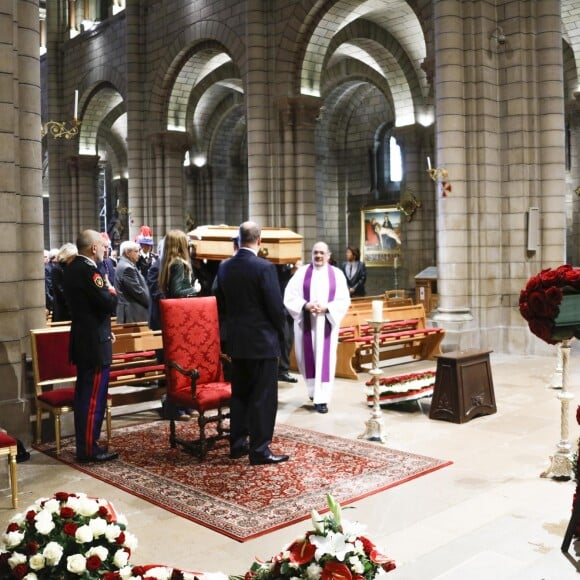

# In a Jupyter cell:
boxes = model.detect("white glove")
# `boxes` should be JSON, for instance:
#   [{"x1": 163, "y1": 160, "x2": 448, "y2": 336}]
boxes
[{"x1": 193, "y1": 279, "x2": 202, "y2": 294}]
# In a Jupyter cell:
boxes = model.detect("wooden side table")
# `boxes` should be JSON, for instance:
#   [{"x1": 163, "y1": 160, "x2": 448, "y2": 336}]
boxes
[{"x1": 429, "y1": 349, "x2": 496, "y2": 423}]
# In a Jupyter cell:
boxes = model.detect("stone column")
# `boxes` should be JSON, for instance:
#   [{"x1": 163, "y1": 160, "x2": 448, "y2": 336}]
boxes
[
  {"x1": 245, "y1": 0, "x2": 272, "y2": 225},
  {"x1": 431, "y1": 0, "x2": 566, "y2": 353},
  {"x1": 0, "y1": 0, "x2": 43, "y2": 442},
  {"x1": 276, "y1": 97, "x2": 296, "y2": 228},
  {"x1": 534, "y1": 1, "x2": 566, "y2": 266},
  {"x1": 125, "y1": 0, "x2": 147, "y2": 241},
  {"x1": 46, "y1": 0, "x2": 74, "y2": 246},
  {"x1": 569, "y1": 94, "x2": 580, "y2": 265},
  {"x1": 67, "y1": 155, "x2": 101, "y2": 232},
  {"x1": 275, "y1": 95, "x2": 321, "y2": 259},
  {"x1": 148, "y1": 131, "x2": 190, "y2": 233},
  {"x1": 431, "y1": 0, "x2": 474, "y2": 347}
]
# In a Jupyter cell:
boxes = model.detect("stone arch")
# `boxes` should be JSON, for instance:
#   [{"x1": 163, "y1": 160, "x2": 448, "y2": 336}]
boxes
[
  {"x1": 562, "y1": 0, "x2": 580, "y2": 94},
  {"x1": 298, "y1": 0, "x2": 426, "y2": 100},
  {"x1": 322, "y1": 61, "x2": 395, "y2": 115},
  {"x1": 185, "y1": 61, "x2": 243, "y2": 144},
  {"x1": 148, "y1": 20, "x2": 245, "y2": 135},
  {"x1": 78, "y1": 82, "x2": 124, "y2": 157},
  {"x1": 323, "y1": 18, "x2": 424, "y2": 125}
]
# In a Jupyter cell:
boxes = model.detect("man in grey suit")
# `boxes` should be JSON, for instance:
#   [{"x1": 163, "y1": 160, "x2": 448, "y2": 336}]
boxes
[
  {"x1": 216, "y1": 221, "x2": 289, "y2": 465},
  {"x1": 114, "y1": 241, "x2": 150, "y2": 323}
]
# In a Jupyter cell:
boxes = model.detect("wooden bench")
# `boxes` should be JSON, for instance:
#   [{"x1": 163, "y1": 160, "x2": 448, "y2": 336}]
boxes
[
  {"x1": 335, "y1": 303, "x2": 445, "y2": 380},
  {"x1": 108, "y1": 329, "x2": 165, "y2": 407}
]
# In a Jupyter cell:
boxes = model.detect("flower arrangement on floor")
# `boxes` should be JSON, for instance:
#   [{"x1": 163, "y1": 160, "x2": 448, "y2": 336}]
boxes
[
  {"x1": 519, "y1": 264, "x2": 580, "y2": 344},
  {"x1": 0, "y1": 492, "x2": 138, "y2": 579},
  {"x1": 0, "y1": 492, "x2": 203, "y2": 580},
  {"x1": 243, "y1": 494, "x2": 395, "y2": 580},
  {"x1": 1, "y1": 493, "x2": 394, "y2": 579},
  {"x1": 364, "y1": 370, "x2": 435, "y2": 406}
]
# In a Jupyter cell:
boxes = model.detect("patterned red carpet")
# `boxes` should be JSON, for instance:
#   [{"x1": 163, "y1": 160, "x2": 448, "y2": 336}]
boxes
[{"x1": 35, "y1": 421, "x2": 451, "y2": 542}]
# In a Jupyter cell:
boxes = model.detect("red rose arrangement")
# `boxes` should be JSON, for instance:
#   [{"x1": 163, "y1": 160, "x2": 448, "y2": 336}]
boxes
[
  {"x1": 0, "y1": 492, "x2": 137, "y2": 579},
  {"x1": 242, "y1": 495, "x2": 395, "y2": 580},
  {"x1": 0, "y1": 492, "x2": 208, "y2": 580},
  {"x1": 519, "y1": 265, "x2": 580, "y2": 344}
]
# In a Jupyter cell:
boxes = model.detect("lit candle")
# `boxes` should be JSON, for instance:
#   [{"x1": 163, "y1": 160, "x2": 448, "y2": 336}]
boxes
[
  {"x1": 427, "y1": 156, "x2": 431, "y2": 170},
  {"x1": 372, "y1": 300, "x2": 383, "y2": 323},
  {"x1": 74, "y1": 90, "x2": 78, "y2": 119}
]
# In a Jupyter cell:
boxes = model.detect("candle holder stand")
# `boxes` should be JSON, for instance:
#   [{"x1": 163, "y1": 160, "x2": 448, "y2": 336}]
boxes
[
  {"x1": 541, "y1": 338, "x2": 574, "y2": 480},
  {"x1": 358, "y1": 320, "x2": 387, "y2": 443},
  {"x1": 549, "y1": 343, "x2": 563, "y2": 389}
]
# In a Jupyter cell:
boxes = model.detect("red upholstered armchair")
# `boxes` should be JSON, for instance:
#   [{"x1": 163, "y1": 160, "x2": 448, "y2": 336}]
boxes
[
  {"x1": 159, "y1": 296, "x2": 231, "y2": 459},
  {"x1": 0, "y1": 432, "x2": 18, "y2": 508}
]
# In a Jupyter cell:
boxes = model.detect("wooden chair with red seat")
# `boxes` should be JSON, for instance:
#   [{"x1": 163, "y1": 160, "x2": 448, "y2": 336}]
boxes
[
  {"x1": 159, "y1": 296, "x2": 231, "y2": 459},
  {"x1": 0, "y1": 432, "x2": 18, "y2": 508},
  {"x1": 30, "y1": 327, "x2": 112, "y2": 454}
]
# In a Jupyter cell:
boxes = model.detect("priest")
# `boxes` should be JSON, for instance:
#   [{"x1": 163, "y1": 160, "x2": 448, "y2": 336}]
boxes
[{"x1": 284, "y1": 241, "x2": 350, "y2": 413}]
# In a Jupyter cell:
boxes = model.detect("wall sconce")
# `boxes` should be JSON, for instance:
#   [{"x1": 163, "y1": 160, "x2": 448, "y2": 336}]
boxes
[
  {"x1": 426, "y1": 157, "x2": 451, "y2": 197},
  {"x1": 41, "y1": 91, "x2": 81, "y2": 139},
  {"x1": 41, "y1": 118, "x2": 81, "y2": 140}
]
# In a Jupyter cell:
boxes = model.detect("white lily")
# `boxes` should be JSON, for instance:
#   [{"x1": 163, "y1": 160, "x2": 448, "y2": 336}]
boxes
[
  {"x1": 309, "y1": 531, "x2": 350, "y2": 561},
  {"x1": 311, "y1": 509, "x2": 324, "y2": 533}
]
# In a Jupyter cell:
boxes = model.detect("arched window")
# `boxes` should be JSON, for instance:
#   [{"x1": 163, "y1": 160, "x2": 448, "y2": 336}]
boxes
[
  {"x1": 370, "y1": 123, "x2": 402, "y2": 194},
  {"x1": 390, "y1": 136, "x2": 402, "y2": 182}
]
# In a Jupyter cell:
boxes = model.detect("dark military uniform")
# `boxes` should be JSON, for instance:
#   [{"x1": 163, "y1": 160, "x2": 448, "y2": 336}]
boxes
[{"x1": 63, "y1": 255, "x2": 117, "y2": 460}]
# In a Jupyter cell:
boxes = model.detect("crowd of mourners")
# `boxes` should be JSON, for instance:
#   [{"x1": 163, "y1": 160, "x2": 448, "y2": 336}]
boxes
[
  {"x1": 44, "y1": 226, "x2": 216, "y2": 325},
  {"x1": 43, "y1": 224, "x2": 369, "y2": 422}
]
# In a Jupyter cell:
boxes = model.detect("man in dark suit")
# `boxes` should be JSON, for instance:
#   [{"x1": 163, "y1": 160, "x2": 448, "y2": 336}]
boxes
[
  {"x1": 63, "y1": 229, "x2": 119, "y2": 462},
  {"x1": 114, "y1": 240, "x2": 150, "y2": 323},
  {"x1": 216, "y1": 221, "x2": 289, "y2": 465}
]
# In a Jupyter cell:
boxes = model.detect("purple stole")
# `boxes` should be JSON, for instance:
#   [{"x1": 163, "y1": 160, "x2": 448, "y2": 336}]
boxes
[{"x1": 302, "y1": 264, "x2": 336, "y2": 381}]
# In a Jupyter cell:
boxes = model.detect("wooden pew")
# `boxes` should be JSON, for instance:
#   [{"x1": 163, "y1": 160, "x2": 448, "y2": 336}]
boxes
[
  {"x1": 30, "y1": 325, "x2": 166, "y2": 449},
  {"x1": 108, "y1": 329, "x2": 165, "y2": 408},
  {"x1": 335, "y1": 303, "x2": 445, "y2": 380}
]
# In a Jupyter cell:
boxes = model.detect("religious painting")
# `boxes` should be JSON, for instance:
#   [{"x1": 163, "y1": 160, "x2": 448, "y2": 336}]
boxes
[{"x1": 360, "y1": 206, "x2": 402, "y2": 267}]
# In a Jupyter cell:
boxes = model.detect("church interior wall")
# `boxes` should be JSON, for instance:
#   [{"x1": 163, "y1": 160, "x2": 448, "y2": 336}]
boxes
[{"x1": 1, "y1": 0, "x2": 574, "y2": 446}]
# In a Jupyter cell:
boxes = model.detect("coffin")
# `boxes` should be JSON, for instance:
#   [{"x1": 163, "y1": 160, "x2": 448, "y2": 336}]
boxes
[
  {"x1": 552, "y1": 293, "x2": 580, "y2": 341},
  {"x1": 188, "y1": 225, "x2": 303, "y2": 264}
]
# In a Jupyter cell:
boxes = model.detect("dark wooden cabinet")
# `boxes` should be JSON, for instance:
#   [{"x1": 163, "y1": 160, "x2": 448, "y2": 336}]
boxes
[{"x1": 429, "y1": 349, "x2": 497, "y2": 423}]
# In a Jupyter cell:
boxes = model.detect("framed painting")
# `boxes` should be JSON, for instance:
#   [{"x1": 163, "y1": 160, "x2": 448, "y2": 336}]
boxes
[{"x1": 360, "y1": 206, "x2": 402, "y2": 267}]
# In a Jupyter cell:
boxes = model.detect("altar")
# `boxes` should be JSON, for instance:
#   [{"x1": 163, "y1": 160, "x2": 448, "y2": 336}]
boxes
[{"x1": 188, "y1": 225, "x2": 303, "y2": 264}]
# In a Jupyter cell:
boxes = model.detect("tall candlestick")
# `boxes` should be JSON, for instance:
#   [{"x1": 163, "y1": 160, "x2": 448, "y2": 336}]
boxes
[
  {"x1": 427, "y1": 156, "x2": 431, "y2": 170},
  {"x1": 372, "y1": 300, "x2": 383, "y2": 323},
  {"x1": 74, "y1": 90, "x2": 78, "y2": 119}
]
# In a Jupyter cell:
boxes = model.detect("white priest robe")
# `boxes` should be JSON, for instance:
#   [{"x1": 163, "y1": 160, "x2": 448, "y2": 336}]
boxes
[{"x1": 284, "y1": 263, "x2": 350, "y2": 404}]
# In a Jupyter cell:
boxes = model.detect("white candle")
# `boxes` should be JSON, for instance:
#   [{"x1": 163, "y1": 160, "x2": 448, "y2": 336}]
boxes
[
  {"x1": 394, "y1": 256, "x2": 399, "y2": 268},
  {"x1": 372, "y1": 300, "x2": 383, "y2": 323},
  {"x1": 427, "y1": 156, "x2": 431, "y2": 170},
  {"x1": 74, "y1": 90, "x2": 78, "y2": 119}
]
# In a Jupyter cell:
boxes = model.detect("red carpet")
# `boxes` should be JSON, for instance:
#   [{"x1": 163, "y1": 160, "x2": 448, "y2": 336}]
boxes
[{"x1": 34, "y1": 421, "x2": 451, "y2": 542}]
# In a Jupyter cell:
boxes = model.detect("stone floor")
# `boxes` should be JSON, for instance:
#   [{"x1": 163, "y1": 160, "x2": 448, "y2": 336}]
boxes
[{"x1": 2, "y1": 348, "x2": 580, "y2": 579}]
